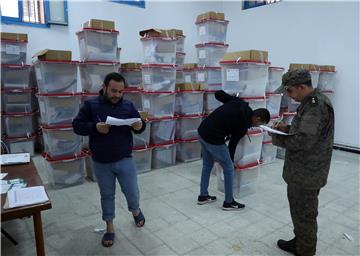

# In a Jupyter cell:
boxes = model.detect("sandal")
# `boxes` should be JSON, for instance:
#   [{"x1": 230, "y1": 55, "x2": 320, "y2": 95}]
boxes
[
  {"x1": 133, "y1": 208, "x2": 145, "y2": 227},
  {"x1": 102, "y1": 233, "x2": 115, "y2": 247}
]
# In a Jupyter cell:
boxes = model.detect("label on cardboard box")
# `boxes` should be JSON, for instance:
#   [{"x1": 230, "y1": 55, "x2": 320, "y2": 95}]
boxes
[
  {"x1": 226, "y1": 69, "x2": 239, "y2": 82},
  {"x1": 185, "y1": 75, "x2": 192, "y2": 83},
  {"x1": 199, "y1": 26, "x2": 206, "y2": 36},
  {"x1": 5, "y1": 44, "x2": 20, "y2": 55},
  {"x1": 144, "y1": 74, "x2": 151, "y2": 84},
  {"x1": 197, "y1": 73, "x2": 205, "y2": 82},
  {"x1": 199, "y1": 50, "x2": 206, "y2": 59}
]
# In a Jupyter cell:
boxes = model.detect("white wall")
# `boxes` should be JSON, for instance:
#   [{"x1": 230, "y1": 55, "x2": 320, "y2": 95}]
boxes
[
  {"x1": 2, "y1": 1, "x2": 359, "y2": 149},
  {"x1": 1, "y1": 0, "x2": 223, "y2": 63},
  {"x1": 223, "y1": 1, "x2": 360, "y2": 149}
]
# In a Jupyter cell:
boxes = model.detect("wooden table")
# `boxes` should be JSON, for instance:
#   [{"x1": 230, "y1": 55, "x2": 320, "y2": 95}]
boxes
[{"x1": 1, "y1": 160, "x2": 52, "y2": 256}]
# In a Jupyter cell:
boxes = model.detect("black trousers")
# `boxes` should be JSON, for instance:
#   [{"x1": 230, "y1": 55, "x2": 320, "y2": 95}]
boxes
[{"x1": 287, "y1": 185, "x2": 320, "y2": 256}]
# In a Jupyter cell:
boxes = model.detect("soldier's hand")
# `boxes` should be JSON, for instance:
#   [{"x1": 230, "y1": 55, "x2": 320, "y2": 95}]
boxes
[
  {"x1": 132, "y1": 120, "x2": 143, "y2": 131},
  {"x1": 96, "y1": 122, "x2": 111, "y2": 134}
]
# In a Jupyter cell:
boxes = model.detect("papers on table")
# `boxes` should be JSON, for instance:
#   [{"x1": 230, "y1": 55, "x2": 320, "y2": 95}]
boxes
[
  {"x1": 0, "y1": 153, "x2": 30, "y2": 166},
  {"x1": 259, "y1": 125, "x2": 289, "y2": 136},
  {"x1": 1, "y1": 178, "x2": 27, "y2": 194},
  {"x1": 105, "y1": 116, "x2": 141, "y2": 126},
  {"x1": 7, "y1": 186, "x2": 49, "y2": 208}
]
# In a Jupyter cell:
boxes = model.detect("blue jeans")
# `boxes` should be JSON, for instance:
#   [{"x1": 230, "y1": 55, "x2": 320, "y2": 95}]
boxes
[
  {"x1": 92, "y1": 157, "x2": 140, "y2": 221},
  {"x1": 199, "y1": 136, "x2": 234, "y2": 203}
]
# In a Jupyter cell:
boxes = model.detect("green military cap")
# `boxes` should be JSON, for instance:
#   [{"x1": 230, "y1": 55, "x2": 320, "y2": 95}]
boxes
[{"x1": 281, "y1": 69, "x2": 312, "y2": 91}]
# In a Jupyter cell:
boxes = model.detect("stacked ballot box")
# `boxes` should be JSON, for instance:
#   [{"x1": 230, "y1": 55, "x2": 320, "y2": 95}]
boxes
[
  {"x1": 318, "y1": 67, "x2": 336, "y2": 105},
  {"x1": 195, "y1": 13, "x2": 229, "y2": 115},
  {"x1": 79, "y1": 61, "x2": 120, "y2": 93},
  {"x1": 33, "y1": 56, "x2": 84, "y2": 187},
  {"x1": 133, "y1": 146, "x2": 153, "y2": 174},
  {"x1": 175, "y1": 90, "x2": 204, "y2": 116},
  {"x1": 260, "y1": 116, "x2": 280, "y2": 164},
  {"x1": 234, "y1": 128, "x2": 264, "y2": 167},
  {"x1": 44, "y1": 152, "x2": 87, "y2": 189},
  {"x1": 175, "y1": 114, "x2": 202, "y2": 140},
  {"x1": 216, "y1": 161, "x2": 260, "y2": 198},
  {"x1": 221, "y1": 60, "x2": 269, "y2": 97},
  {"x1": 77, "y1": 28, "x2": 119, "y2": 62},
  {"x1": 276, "y1": 112, "x2": 296, "y2": 160},
  {"x1": 151, "y1": 142, "x2": 177, "y2": 169},
  {"x1": 176, "y1": 138, "x2": 201, "y2": 162},
  {"x1": 1, "y1": 33, "x2": 38, "y2": 155},
  {"x1": 120, "y1": 63, "x2": 143, "y2": 89}
]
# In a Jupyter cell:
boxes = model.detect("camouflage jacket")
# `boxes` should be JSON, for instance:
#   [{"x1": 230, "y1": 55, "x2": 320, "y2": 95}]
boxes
[{"x1": 272, "y1": 89, "x2": 334, "y2": 189}]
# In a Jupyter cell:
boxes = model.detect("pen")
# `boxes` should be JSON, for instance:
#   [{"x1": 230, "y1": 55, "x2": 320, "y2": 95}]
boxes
[
  {"x1": 273, "y1": 116, "x2": 283, "y2": 128},
  {"x1": 97, "y1": 115, "x2": 102, "y2": 122}
]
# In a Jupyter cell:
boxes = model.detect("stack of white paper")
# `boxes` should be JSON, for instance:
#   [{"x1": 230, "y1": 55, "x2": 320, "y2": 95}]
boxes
[
  {"x1": 105, "y1": 116, "x2": 141, "y2": 126},
  {"x1": 7, "y1": 186, "x2": 49, "y2": 208}
]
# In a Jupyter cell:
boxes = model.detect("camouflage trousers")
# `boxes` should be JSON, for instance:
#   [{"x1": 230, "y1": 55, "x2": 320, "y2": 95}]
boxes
[{"x1": 287, "y1": 185, "x2": 320, "y2": 256}]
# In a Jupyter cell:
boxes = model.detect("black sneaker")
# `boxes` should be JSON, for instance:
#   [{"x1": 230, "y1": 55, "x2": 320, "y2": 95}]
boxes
[
  {"x1": 222, "y1": 199, "x2": 245, "y2": 210},
  {"x1": 197, "y1": 195, "x2": 217, "y2": 205},
  {"x1": 277, "y1": 238, "x2": 297, "y2": 255}
]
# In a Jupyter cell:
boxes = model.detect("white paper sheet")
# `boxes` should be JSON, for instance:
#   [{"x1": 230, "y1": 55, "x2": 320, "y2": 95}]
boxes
[
  {"x1": 0, "y1": 153, "x2": 30, "y2": 165},
  {"x1": 105, "y1": 116, "x2": 141, "y2": 126},
  {"x1": 259, "y1": 125, "x2": 289, "y2": 136},
  {"x1": 7, "y1": 186, "x2": 49, "y2": 208},
  {"x1": 0, "y1": 173, "x2": 8, "y2": 179}
]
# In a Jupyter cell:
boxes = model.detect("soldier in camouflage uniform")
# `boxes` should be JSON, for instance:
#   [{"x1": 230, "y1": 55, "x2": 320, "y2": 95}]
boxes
[{"x1": 271, "y1": 69, "x2": 334, "y2": 256}]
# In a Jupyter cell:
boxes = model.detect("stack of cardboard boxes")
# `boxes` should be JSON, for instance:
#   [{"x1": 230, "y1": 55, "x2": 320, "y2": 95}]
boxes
[{"x1": 1, "y1": 32, "x2": 38, "y2": 156}]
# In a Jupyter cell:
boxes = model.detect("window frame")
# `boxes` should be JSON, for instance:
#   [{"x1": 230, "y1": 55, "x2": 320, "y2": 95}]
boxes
[
  {"x1": 111, "y1": 0, "x2": 145, "y2": 9},
  {"x1": 243, "y1": 0, "x2": 280, "y2": 10},
  {"x1": 1, "y1": 0, "x2": 68, "y2": 28}
]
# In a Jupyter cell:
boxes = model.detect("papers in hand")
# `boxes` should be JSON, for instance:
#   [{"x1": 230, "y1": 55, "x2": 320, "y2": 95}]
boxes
[
  {"x1": 105, "y1": 116, "x2": 141, "y2": 126},
  {"x1": 7, "y1": 186, "x2": 49, "y2": 208},
  {"x1": 260, "y1": 125, "x2": 289, "y2": 136}
]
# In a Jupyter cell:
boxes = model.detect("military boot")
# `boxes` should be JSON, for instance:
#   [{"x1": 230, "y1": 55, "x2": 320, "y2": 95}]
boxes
[{"x1": 277, "y1": 237, "x2": 297, "y2": 255}]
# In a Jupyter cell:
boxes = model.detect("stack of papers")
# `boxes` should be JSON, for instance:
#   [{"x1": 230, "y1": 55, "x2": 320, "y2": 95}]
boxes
[
  {"x1": 7, "y1": 186, "x2": 49, "y2": 208},
  {"x1": 259, "y1": 125, "x2": 289, "y2": 135},
  {"x1": 1, "y1": 178, "x2": 27, "y2": 194},
  {"x1": 105, "y1": 116, "x2": 141, "y2": 126},
  {"x1": 0, "y1": 153, "x2": 30, "y2": 165}
]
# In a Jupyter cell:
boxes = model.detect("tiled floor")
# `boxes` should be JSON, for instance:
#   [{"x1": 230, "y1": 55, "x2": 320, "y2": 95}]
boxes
[{"x1": 1, "y1": 149, "x2": 359, "y2": 256}]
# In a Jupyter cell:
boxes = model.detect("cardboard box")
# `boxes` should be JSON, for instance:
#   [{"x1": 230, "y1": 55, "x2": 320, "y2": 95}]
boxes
[
  {"x1": 222, "y1": 50, "x2": 268, "y2": 62},
  {"x1": 33, "y1": 49, "x2": 72, "y2": 61},
  {"x1": 289, "y1": 63, "x2": 319, "y2": 71},
  {"x1": 1, "y1": 32, "x2": 28, "y2": 42},
  {"x1": 196, "y1": 11, "x2": 225, "y2": 22},
  {"x1": 183, "y1": 63, "x2": 198, "y2": 70},
  {"x1": 138, "y1": 111, "x2": 149, "y2": 120},
  {"x1": 168, "y1": 29, "x2": 184, "y2": 37},
  {"x1": 139, "y1": 28, "x2": 170, "y2": 38},
  {"x1": 121, "y1": 63, "x2": 142, "y2": 69},
  {"x1": 83, "y1": 19, "x2": 115, "y2": 30},
  {"x1": 176, "y1": 83, "x2": 204, "y2": 91},
  {"x1": 319, "y1": 65, "x2": 335, "y2": 72}
]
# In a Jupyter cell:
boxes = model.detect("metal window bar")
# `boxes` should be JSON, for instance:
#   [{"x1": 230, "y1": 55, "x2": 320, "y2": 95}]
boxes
[{"x1": 22, "y1": 0, "x2": 45, "y2": 24}]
